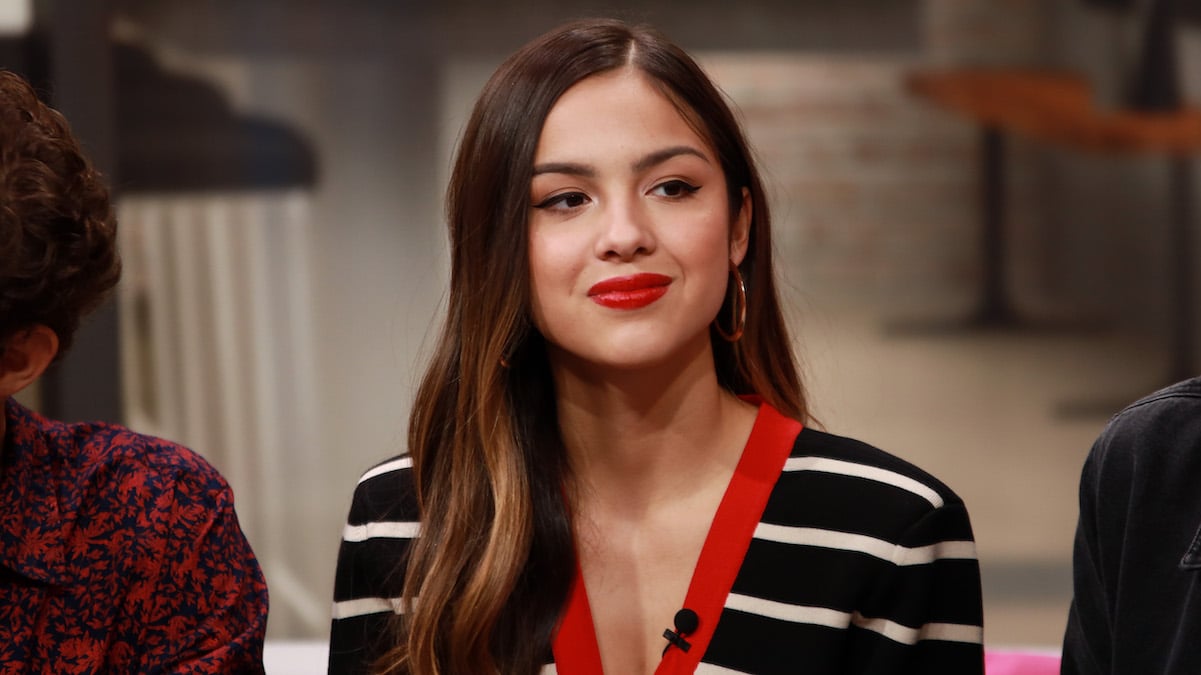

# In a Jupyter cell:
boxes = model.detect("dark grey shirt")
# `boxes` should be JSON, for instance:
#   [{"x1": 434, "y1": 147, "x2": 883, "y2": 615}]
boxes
[{"x1": 1063, "y1": 377, "x2": 1201, "y2": 674}]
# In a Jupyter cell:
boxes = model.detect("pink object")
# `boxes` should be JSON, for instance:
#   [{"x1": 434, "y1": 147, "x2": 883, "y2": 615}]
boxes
[{"x1": 985, "y1": 649, "x2": 1061, "y2": 675}]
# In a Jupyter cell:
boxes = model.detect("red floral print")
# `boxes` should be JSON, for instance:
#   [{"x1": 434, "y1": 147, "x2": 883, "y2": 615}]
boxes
[{"x1": 0, "y1": 399, "x2": 268, "y2": 673}]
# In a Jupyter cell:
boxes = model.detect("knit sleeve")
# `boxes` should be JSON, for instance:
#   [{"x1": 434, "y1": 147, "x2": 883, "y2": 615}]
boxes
[
  {"x1": 328, "y1": 457, "x2": 418, "y2": 675},
  {"x1": 849, "y1": 499, "x2": 985, "y2": 675}
]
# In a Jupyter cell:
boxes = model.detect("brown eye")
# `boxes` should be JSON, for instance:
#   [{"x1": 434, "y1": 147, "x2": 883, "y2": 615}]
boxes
[
  {"x1": 651, "y1": 180, "x2": 700, "y2": 198},
  {"x1": 534, "y1": 191, "x2": 590, "y2": 210}
]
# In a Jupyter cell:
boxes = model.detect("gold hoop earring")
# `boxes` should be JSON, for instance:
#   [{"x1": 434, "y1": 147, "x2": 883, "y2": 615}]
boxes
[{"x1": 714, "y1": 260, "x2": 746, "y2": 342}]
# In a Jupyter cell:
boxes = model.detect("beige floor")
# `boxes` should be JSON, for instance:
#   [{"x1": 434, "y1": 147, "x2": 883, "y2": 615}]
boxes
[{"x1": 792, "y1": 297, "x2": 1172, "y2": 650}]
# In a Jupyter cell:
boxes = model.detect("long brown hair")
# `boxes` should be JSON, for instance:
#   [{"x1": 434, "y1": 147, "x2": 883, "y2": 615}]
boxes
[{"x1": 386, "y1": 18, "x2": 807, "y2": 675}]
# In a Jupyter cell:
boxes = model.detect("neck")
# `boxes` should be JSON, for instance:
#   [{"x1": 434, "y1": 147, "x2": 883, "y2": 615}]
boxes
[{"x1": 550, "y1": 341, "x2": 756, "y2": 512}]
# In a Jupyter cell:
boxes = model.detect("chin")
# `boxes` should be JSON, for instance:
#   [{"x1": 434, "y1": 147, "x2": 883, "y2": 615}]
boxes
[{"x1": 542, "y1": 316, "x2": 715, "y2": 372}]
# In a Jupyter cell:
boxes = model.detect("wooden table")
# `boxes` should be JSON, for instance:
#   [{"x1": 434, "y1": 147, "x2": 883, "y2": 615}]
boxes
[{"x1": 906, "y1": 68, "x2": 1201, "y2": 383}]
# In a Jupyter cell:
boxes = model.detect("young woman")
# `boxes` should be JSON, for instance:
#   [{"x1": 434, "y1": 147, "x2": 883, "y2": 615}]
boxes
[{"x1": 330, "y1": 18, "x2": 983, "y2": 675}]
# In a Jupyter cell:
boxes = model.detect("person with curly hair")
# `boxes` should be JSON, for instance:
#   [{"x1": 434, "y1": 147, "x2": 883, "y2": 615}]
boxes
[{"x1": 0, "y1": 69, "x2": 269, "y2": 673}]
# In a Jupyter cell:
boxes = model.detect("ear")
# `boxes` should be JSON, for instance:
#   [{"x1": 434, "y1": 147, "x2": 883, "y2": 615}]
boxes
[
  {"x1": 729, "y1": 186, "x2": 752, "y2": 265},
  {"x1": 0, "y1": 325, "x2": 59, "y2": 399}
]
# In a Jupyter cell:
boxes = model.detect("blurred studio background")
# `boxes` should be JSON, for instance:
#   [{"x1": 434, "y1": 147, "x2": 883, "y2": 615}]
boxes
[{"x1": 4, "y1": 0, "x2": 1200, "y2": 655}]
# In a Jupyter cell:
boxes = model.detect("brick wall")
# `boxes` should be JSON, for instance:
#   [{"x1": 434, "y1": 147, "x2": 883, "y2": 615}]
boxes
[
  {"x1": 922, "y1": 0, "x2": 1049, "y2": 66},
  {"x1": 703, "y1": 0, "x2": 1198, "y2": 333},
  {"x1": 703, "y1": 55, "x2": 982, "y2": 317}
]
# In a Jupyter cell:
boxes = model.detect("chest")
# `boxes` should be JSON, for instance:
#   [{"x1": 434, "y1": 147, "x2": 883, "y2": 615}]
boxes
[
  {"x1": 578, "y1": 513, "x2": 713, "y2": 674},
  {"x1": 552, "y1": 405, "x2": 806, "y2": 674}
]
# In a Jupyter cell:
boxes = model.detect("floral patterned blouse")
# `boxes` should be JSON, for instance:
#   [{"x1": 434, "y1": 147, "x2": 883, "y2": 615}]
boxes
[{"x1": 0, "y1": 398, "x2": 268, "y2": 673}]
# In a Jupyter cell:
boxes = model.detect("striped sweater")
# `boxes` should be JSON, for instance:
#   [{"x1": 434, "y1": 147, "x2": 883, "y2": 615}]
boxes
[{"x1": 329, "y1": 403, "x2": 984, "y2": 674}]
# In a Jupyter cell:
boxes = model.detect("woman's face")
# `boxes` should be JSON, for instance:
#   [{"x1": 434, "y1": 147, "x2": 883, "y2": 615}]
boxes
[{"x1": 527, "y1": 68, "x2": 750, "y2": 374}]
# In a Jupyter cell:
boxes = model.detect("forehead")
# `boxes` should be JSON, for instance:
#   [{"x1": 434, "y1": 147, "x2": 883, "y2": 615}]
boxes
[{"x1": 535, "y1": 68, "x2": 716, "y2": 163}]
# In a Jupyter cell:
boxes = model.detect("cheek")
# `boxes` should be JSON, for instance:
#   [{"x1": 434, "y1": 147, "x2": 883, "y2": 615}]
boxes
[
  {"x1": 526, "y1": 229, "x2": 576, "y2": 328},
  {"x1": 526, "y1": 237, "x2": 550, "y2": 328},
  {"x1": 692, "y1": 214, "x2": 739, "y2": 308},
  {"x1": 686, "y1": 212, "x2": 738, "y2": 269},
  {"x1": 699, "y1": 251, "x2": 734, "y2": 313}
]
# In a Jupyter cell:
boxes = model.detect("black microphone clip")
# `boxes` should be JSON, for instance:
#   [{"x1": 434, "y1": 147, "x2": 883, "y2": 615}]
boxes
[{"x1": 662, "y1": 608, "x2": 699, "y2": 654}]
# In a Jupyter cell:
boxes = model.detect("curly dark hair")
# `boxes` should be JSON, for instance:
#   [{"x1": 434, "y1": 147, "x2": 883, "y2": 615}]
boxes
[{"x1": 0, "y1": 70, "x2": 120, "y2": 359}]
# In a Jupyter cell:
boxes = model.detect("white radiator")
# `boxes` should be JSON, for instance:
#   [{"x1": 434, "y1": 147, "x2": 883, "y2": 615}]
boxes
[{"x1": 117, "y1": 190, "x2": 327, "y2": 636}]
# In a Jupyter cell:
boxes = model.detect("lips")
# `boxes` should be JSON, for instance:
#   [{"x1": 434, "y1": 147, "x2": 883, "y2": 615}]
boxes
[{"x1": 587, "y1": 273, "x2": 672, "y2": 310}]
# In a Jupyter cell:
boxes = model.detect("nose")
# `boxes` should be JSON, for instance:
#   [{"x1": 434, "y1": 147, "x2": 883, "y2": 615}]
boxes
[{"x1": 595, "y1": 195, "x2": 656, "y2": 261}]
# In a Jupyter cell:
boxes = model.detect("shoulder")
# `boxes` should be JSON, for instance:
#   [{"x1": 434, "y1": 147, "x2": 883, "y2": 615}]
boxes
[
  {"x1": 789, "y1": 426, "x2": 965, "y2": 507},
  {"x1": 66, "y1": 419, "x2": 234, "y2": 508},
  {"x1": 1080, "y1": 377, "x2": 1201, "y2": 501},
  {"x1": 335, "y1": 454, "x2": 420, "y2": 581},
  {"x1": 766, "y1": 426, "x2": 973, "y2": 544},
  {"x1": 7, "y1": 400, "x2": 234, "y2": 513},
  {"x1": 331, "y1": 455, "x2": 416, "y2": 640},
  {"x1": 1092, "y1": 378, "x2": 1201, "y2": 462},
  {"x1": 1122, "y1": 376, "x2": 1201, "y2": 411},
  {"x1": 741, "y1": 423, "x2": 983, "y2": 652},
  {"x1": 345, "y1": 454, "x2": 418, "y2": 525}
]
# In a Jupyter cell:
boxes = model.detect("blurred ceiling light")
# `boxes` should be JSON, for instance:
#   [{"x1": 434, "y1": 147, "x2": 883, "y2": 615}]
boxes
[{"x1": 0, "y1": 0, "x2": 31, "y2": 36}]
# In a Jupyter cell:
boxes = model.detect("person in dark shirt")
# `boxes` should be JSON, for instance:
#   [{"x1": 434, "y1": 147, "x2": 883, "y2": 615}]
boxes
[
  {"x1": 0, "y1": 69, "x2": 268, "y2": 673},
  {"x1": 1063, "y1": 377, "x2": 1201, "y2": 674}
]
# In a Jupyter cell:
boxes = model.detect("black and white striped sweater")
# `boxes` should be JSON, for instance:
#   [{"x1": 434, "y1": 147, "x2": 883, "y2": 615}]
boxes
[{"x1": 329, "y1": 403, "x2": 984, "y2": 674}]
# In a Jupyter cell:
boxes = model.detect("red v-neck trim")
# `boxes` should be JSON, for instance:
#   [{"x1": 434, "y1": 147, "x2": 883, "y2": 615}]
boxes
[{"x1": 552, "y1": 401, "x2": 802, "y2": 674}]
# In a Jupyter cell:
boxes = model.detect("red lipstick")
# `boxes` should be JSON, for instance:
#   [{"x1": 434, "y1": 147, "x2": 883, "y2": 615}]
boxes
[{"x1": 588, "y1": 273, "x2": 671, "y2": 310}]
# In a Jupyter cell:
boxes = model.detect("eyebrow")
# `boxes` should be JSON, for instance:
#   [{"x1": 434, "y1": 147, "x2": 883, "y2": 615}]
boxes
[
  {"x1": 634, "y1": 145, "x2": 710, "y2": 172},
  {"x1": 531, "y1": 145, "x2": 711, "y2": 178}
]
